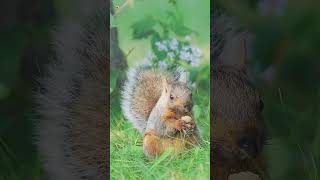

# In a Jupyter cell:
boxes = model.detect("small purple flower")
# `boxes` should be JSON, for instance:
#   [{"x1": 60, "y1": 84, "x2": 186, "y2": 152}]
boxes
[
  {"x1": 179, "y1": 51, "x2": 192, "y2": 62},
  {"x1": 191, "y1": 47, "x2": 202, "y2": 57},
  {"x1": 185, "y1": 35, "x2": 192, "y2": 41},
  {"x1": 169, "y1": 38, "x2": 178, "y2": 50},
  {"x1": 155, "y1": 41, "x2": 168, "y2": 51},
  {"x1": 182, "y1": 45, "x2": 191, "y2": 52},
  {"x1": 167, "y1": 52, "x2": 175, "y2": 59},
  {"x1": 159, "y1": 61, "x2": 168, "y2": 69}
]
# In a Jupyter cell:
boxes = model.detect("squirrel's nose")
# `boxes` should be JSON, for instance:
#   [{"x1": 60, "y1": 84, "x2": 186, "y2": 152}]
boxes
[{"x1": 184, "y1": 104, "x2": 193, "y2": 112}]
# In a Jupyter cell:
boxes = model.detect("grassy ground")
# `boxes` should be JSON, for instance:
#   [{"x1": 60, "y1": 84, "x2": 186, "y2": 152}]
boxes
[
  {"x1": 110, "y1": 77, "x2": 210, "y2": 179},
  {"x1": 110, "y1": 109, "x2": 210, "y2": 179}
]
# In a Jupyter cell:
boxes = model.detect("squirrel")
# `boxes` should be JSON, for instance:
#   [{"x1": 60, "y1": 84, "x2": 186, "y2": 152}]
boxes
[
  {"x1": 121, "y1": 67, "x2": 202, "y2": 158},
  {"x1": 212, "y1": 14, "x2": 267, "y2": 180}
]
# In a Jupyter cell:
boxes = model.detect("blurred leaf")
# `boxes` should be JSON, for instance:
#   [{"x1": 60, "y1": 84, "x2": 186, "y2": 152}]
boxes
[
  {"x1": 168, "y1": 0, "x2": 177, "y2": 6},
  {"x1": 167, "y1": 11, "x2": 195, "y2": 36},
  {"x1": 131, "y1": 16, "x2": 156, "y2": 39}
]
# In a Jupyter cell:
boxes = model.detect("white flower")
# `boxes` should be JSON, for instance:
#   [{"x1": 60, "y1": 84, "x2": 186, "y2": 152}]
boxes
[
  {"x1": 185, "y1": 35, "x2": 192, "y2": 41},
  {"x1": 177, "y1": 43, "x2": 202, "y2": 66},
  {"x1": 159, "y1": 61, "x2": 167, "y2": 69},
  {"x1": 179, "y1": 50, "x2": 192, "y2": 62},
  {"x1": 169, "y1": 38, "x2": 178, "y2": 50},
  {"x1": 190, "y1": 58, "x2": 200, "y2": 67},
  {"x1": 191, "y1": 47, "x2": 202, "y2": 57},
  {"x1": 182, "y1": 45, "x2": 191, "y2": 51},
  {"x1": 167, "y1": 52, "x2": 175, "y2": 59},
  {"x1": 155, "y1": 41, "x2": 168, "y2": 51}
]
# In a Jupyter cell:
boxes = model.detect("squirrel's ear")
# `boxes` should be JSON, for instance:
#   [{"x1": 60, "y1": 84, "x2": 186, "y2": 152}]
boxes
[
  {"x1": 162, "y1": 76, "x2": 169, "y2": 93},
  {"x1": 219, "y1": 34, "x2": 247, "y2": 71},
  {"x1": 178, "y1": 71, "x2": 189, "y2": 84}
]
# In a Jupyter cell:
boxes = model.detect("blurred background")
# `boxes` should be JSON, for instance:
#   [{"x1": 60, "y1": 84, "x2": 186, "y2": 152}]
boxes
[
  {"x1": 0, "y1": 0, "x2": 56, "y2": 179},
  {"x1": 216, "y1": 0, "x2": 320, "y2": 179},
  {"x1": 0, "y1": 0, "x2": 105, "y2": 179}
]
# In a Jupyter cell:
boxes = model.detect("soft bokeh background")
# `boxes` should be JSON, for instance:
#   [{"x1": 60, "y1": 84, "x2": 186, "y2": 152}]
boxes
[
  {"x1": 217, "y1": 0, "x2": 320, "y2": 179},
  {"x1": 0, "y1": 0, "x2": 57, "y2": 179},
  {"x1": 110, "y1": 0, "x2": 210, "y2": 179},
  {"x1": 113, "y1": 0, "x2": 210, "y2": 66},
  {"x1": 0, "y1": 0, "x2": 104, "y2": 179}
]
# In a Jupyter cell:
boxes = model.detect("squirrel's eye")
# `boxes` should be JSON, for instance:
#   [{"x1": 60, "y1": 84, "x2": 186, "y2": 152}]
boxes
[{"x1": 170, "y1": 95, "x2": 174, "y2": 100}]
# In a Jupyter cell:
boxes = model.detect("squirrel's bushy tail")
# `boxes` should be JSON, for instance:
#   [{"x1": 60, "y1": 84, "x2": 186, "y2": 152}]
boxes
[{"x1": 121, "y1": 67, "x2": 146, "y2": 133}]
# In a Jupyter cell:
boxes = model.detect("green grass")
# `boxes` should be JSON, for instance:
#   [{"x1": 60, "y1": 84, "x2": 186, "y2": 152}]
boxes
[{"x1": 110, "y1": 107, "x2": 210, "y2": 180}]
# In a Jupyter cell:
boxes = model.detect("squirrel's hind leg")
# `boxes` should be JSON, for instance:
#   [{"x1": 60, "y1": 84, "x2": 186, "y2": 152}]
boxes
[
  {"x1": 143, "y1": 129, "x2": 163, "y2": 158},
  {"x1": 143, "y1": 128, "x2": 188, "y2": 158}
]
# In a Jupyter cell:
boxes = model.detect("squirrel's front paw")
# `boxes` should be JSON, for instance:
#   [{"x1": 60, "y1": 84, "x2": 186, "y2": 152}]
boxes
[
  {"x1": 175, "y1": 120, "x2": 188, "y2": 131},
  {"x1": 181, "y1": 116, "x2": 196, "y2": 129},
  {"x1": 175, "y1": 116, "x2": 195, "y2": 131}
]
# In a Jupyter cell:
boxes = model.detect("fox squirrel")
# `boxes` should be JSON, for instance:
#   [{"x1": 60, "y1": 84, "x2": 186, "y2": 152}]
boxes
[
  {"x1": 212, "y1": 65, "x2": 266, "y2": 180},
  {"x1": 121, "y1": 67, "x2": 202, "y2": 158},
  {"x1": 212, "y1": 15, "x2": 267, "y2": 180},
  {"x1": 211, "y1": 13, "x2": 267, "y2": 180}
]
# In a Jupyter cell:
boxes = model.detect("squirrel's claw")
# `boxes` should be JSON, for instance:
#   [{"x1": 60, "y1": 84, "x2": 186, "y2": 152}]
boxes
[
  {"x1": 177, "y1": 118, "x2": 195, "y2": 132},
  {"x1": 174, "y1": 120, "x2": 187, "y2": 131}
]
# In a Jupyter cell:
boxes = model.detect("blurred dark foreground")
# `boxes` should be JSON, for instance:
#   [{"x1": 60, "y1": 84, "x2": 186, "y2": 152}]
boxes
[
  {"x1": 216, "y1": 0, "x2": 320, "y2": 179},
  {"x1": 0, "y1": 0, "x2": 56, "y2": 179}
]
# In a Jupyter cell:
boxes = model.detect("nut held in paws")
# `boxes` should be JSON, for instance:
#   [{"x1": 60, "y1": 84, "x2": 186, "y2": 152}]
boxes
[{"x1": 181, "y1": 116, "x2": 192, "y2": 123}]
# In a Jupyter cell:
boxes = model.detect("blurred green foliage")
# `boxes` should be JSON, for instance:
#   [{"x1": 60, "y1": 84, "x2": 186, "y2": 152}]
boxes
[
  {"x1": 218, "y1": 0, "x2": 320, "y2": 179},
  {"x1": 0, "y1": 0, "x2": 55, "y2": 179},
  {"x1": 113, "y1": 0, "x2": 210, "y2": 66}
]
